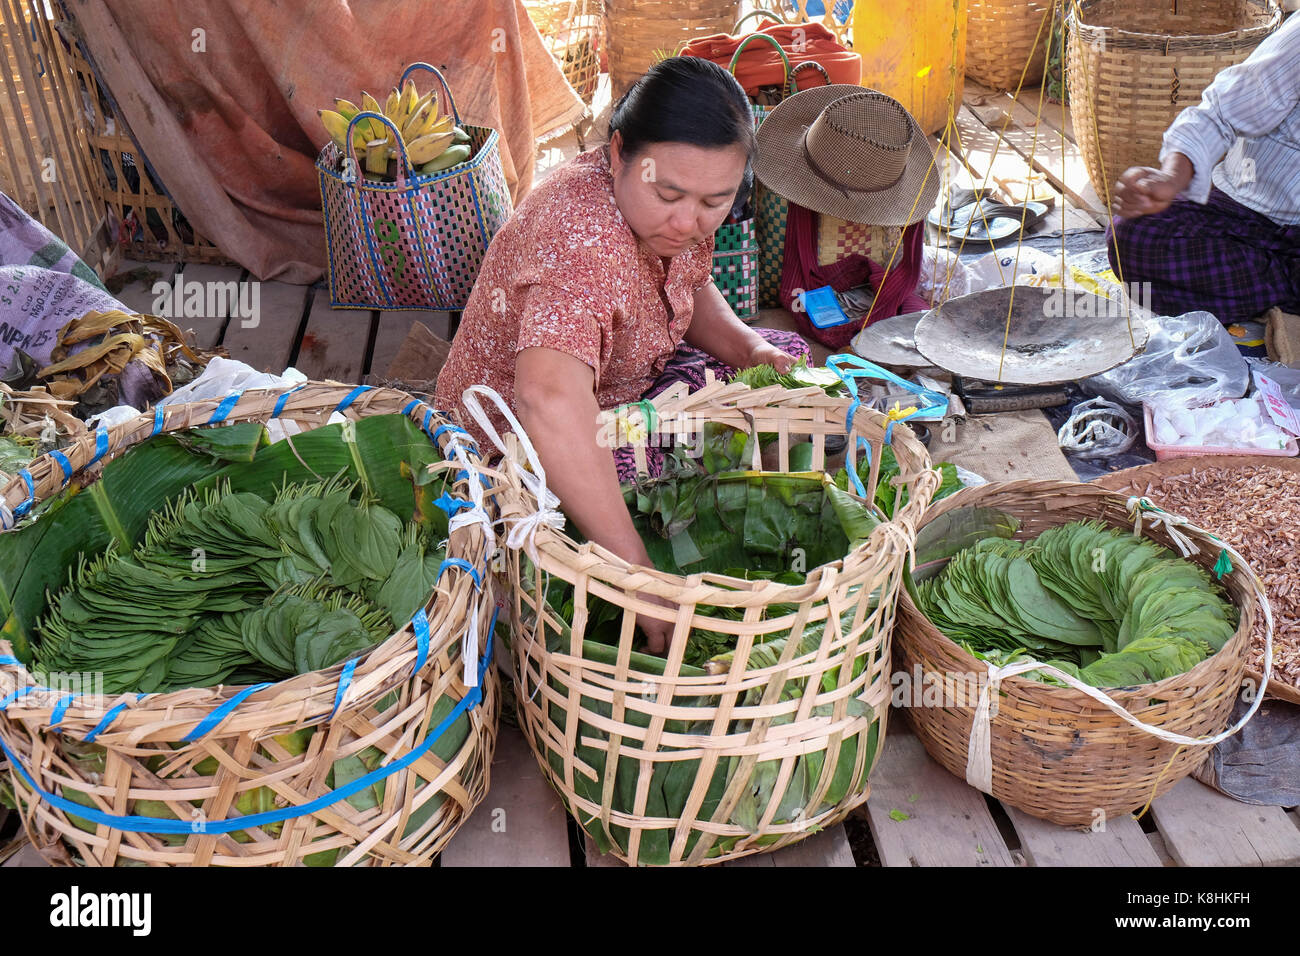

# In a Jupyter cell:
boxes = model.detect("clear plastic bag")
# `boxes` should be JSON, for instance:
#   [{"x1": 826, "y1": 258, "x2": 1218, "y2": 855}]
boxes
[{"x1": 1082, "y1": 310, "x2": 1249, "y2": 410}]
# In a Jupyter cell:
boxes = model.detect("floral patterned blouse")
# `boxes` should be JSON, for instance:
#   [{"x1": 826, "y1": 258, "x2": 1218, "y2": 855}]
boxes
[{"x1": 434, "y1": 145, "x2": 715, "y2": 450}]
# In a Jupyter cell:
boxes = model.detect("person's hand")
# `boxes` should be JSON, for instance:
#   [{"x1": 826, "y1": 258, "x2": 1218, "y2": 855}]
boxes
[
  {"x1": 633, "y1": 590, "x2": 677, "y2": 655},
  {"x1": 745, "y1": 341, "x2": 797, "y2": 374},
  {"x1": 1113, "y1": 154, "x2": 1193, "y2": 219}
]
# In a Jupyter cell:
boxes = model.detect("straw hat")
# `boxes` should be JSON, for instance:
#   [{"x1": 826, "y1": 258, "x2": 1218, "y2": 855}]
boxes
[{"x1": 754, "y1": 86, "x2": 940, "y2": 227}]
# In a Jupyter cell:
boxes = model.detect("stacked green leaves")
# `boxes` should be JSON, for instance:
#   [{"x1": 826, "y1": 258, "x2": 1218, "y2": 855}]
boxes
[
  {"x1": 33, "y1": 475, "x2": 446, "y2": 695},
  {"x1": 915, "y1": 520, "x2": 1238, "y2": 688},
  {"x1": 730, "y1": 357, "x2": 846, "y2": 394}
]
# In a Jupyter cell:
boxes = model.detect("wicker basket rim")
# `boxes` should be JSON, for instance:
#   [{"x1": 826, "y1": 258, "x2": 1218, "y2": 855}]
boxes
[
  {"x1": 0, "y1": 382, "x2": 492, "y2": 725},
  {"x1": 898, "y1": 478, "x2": 1257, "y2": 706},
  {"x1": 1069, "y1": 0, "x2": 1281, "y2": 46}
]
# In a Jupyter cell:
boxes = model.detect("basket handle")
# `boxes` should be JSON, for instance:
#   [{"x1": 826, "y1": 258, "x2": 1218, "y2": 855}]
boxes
[
  {"x1": 400, "y1": 62, "x2": 462, "y2": 126},
  {"x1": 733, "y1": 8, "x2": 786, "y2": 32},
  {"x1": 790, "y1": 59, "x2": 832, "y2": 90},
  {"x1": 727, "y1": 31, "x2": 793, "y2": 91},
  {"x1": 344, "y1": 110, "x2": 421, "y2": 180}
]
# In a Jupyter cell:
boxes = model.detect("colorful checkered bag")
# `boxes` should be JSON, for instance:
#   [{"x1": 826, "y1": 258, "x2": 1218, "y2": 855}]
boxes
[
  {"x1": 711, "y1": 217, "x2": 758, "y2": 320},
  {"x1": 317, "y1": 63, "x2": 513, "y2": 311}
]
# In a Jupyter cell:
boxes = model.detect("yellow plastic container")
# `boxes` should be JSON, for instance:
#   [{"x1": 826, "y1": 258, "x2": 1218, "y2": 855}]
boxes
[{"x1": 852, "y1": 0, "x2": 968, "y2": 134}]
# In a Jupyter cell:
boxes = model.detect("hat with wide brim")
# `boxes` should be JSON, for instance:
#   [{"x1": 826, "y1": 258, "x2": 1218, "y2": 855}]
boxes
[{"x1": 754, "y1": 85, "x2": 941, "y2": 227}]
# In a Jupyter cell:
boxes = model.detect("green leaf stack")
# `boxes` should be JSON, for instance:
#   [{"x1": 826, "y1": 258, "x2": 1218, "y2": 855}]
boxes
[{"x1": 915, "y1": 519, "x2": 1238, "y2": 688}]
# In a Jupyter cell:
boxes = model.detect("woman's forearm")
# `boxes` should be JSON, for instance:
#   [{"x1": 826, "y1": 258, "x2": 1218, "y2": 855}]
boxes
[
  {"x1": 515, "y1": 355, "x2": 650, "y2": 565},
  {"x1": 684, "y1": 281, "x2": 766, "y2": 368}
]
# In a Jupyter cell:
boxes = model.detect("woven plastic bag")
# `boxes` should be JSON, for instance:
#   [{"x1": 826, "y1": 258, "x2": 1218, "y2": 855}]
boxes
[{"x1": 316, "y1": 63, "x2": 513, "y2": 311}]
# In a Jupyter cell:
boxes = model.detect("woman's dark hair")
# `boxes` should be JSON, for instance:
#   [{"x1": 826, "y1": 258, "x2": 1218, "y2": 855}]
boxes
[{"x1": 608, "y1": 56, "x2": 757, "y2": 195}]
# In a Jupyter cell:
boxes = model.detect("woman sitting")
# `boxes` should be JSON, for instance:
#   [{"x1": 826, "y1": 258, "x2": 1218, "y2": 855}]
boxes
[{"x1": 435, "y1": 57, "x2": 808, "y2": 651}]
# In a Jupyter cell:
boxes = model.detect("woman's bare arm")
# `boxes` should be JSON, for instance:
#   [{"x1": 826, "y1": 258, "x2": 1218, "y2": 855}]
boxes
[
  {"x1": 685, "y1": 282, "x2": 796, "y2": 372},
  {"x1": 514, "y1": 346, "x2": 675, "y2": 651}
]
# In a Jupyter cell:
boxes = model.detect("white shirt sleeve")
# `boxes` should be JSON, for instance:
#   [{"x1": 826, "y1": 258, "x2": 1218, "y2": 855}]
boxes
[{"x1": 1159, "y1": 13, "x2": 1300, "y2": 203}]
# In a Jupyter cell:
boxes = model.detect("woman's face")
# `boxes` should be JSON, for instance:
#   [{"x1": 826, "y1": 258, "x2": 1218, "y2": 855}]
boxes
[{"x1": 609, "y1": 132, "x2": 749, "y2": 260}]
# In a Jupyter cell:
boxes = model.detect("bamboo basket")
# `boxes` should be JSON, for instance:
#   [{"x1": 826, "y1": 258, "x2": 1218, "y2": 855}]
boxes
[
  {"x1": 604, "y1": 0, "x2": 741, "y2": 99},
  {"x1": 527, "y1": 0, "x2": 604, "y2": 105},
  {"x1": 1067, "y1": 0, "x2": 1281, "y2": 198},
  {"x1": 966, "y1": 0, "x2": 1053, "y2": 90},
  {"x1": 0, "y1": 382, "x2": 500, "y2": 866},
  {"x1": 895, "y1": 479, "x2": 1259, "y2": 827},
  {"x1": 0, "y1": 0, "x2": 114, "y2": 275},
  {"x1": 497, "y1": 377, "x2": 941, "y2": 865},
  {"x1": 51, "y1": 1, "x2": 233, "y2": 265}
]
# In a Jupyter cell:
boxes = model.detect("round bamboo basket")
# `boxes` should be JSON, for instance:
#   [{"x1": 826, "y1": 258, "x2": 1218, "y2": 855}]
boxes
[
  {"x1": 1067, "y1": 0, "x2": 1281, "y2": 198},
  {"x1": 895, "y1": 479, "x2": 1258, "y2": 827},
  {"x1": 604, "y1": 0, "x2": 741, "y2": 99},
  {"x1": 0, "y1": 383, "x2": 500, "y2": 866},
  {"x1": 496, "y1": 377, "x2": 941, "y2": 865},
  {"x1": 527, "y1": 0, "x2": 604, "y2": 104},
  {"x1": 967, "y1": 0, "x2": 1053, "y2": 90},
  {"x1": 1093, "y1": 456, "x2": 1300, "y2": 708}
]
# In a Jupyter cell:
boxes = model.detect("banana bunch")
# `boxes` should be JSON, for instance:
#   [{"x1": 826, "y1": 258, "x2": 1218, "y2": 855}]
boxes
[{"x1": 318, "y1": 78, "x2": 473, "y2": 180}]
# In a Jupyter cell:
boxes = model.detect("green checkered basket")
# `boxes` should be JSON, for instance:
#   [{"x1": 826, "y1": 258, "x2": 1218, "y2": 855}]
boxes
[{"x1": 711, "y1": 218, "x2": 758, "y2": 320}]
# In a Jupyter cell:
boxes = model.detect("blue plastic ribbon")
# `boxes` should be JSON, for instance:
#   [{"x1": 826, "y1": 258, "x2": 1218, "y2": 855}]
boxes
[
  {"x1": 12, "y1": 469, "x2": 35, "y2": 517},
  {"x1": 0, "y1": 655, "x2": 20, "y2": 667},
  {"x1": 49, "y1": 693, "x2": 77, "y2": 731},
  {"x1": 826, "y1": 353, "x2": 949, "y2": 433},
  {"x1": 401, "y1": 399, "x2": 421, "y2": 417},
  {"x1": 329, "y1": 658, "x2": 358, "y2": 719},
  {"x1": 82, "y1": 700, "x2": 132, "y2": 744},
  {"x1": 437, "y1": 557, "x2": 483, "y2": 591},
  {"x1": 271, "y1": 384, "x2": 307, "y2": 419},
  {"x1": 87, "y1": 426, "x2": 110, "y2": 466},
  {"x1": 412, "y1": 607, "x2": 430, "y2": 675},
  {"x1": 433, "y1": 492, "x2": 473, "y2": 517},
  {"x1": 179, "y1": 682, "x2": 273, "y2": 742},
  {"x1": 207, "y1": 392, "x2": 243, "y2": 425},
  {"x1": 334, "y1": 385, "x2": 372, "y2": 413},
  {"x1": 151, "y1": 404, "x2": 166, "y2": 436},
  {"x1": 49, "y1": 450, "x2": 73, "y2": 484}
]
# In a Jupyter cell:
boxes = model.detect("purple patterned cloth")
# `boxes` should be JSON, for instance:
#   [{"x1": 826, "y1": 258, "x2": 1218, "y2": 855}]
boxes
[
  {"x1": 613, "y1": 327, "x2": 811, "y2": 483},
  {"x1": 1107, "y1": 187, "x2": 1300, "y2": 325}
]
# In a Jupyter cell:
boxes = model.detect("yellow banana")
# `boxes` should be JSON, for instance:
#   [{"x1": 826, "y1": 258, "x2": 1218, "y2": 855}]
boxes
[
  {"x1": 365, "y1": 136, "x2": 391, "y2": 175},
  {"x1": 402, "y1": 91, "x2": 438, "y2": 141},
  {"x1": 399, "y1": 78, "x2": 419, "y2": 127},
  {"x1": 405, "y1": 129, "x2": 456, "y2": 165},
  {"x1": 383, "y1": 88, "x2": 401, "y2": 124},
  {"x1": 359, "y1": 92, "x2": 387, "y2": 140},
  {"x1": 319, "y1": 109, "x2": 366, "y2": 153},
  {"x1": 334, "y1": 98, "x2": 360, "y2": 121},
  {"x1": 452, "y1": 126, "x2": 470, "y2": 144}
]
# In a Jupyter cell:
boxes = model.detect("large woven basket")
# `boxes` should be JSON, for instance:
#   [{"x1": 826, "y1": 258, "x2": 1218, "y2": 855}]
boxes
[
  {"x1": 527, "y1": 0, "x2": 604, "y2": 104},
  {"x1": 497, "y1": 378, "x2": 941, "y2": 865},
  {"x1": 967, "y1": 0, "x2": 1053, "y2": 90},
  {"x1": 0, "y1": 383, "x2": 500, "y2": 866},
  {"x1": 895, "y1": 479, "x2": 1258, "y2": 827},
  {"x1": 604, "y1": 0, "x2": 741, "y2": 99},
  {"x1": 1067, "y1": 0, "x2": 1282, "y2": 197}
]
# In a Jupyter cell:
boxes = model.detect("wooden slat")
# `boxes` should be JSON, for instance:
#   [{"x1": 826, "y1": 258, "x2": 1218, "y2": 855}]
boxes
[
  {"x1": 218, "y1": 279, "x2": 308, "y2": 374},
  {"x1": 1003, "y1": 804, "x2": 1163, "y2": 867},
  {"x1": 863, "y1": 721, "x2": 1015, "y2": 867},
  {"x1": 441, "y1": 723, "x2": 573, "y2": 867},
  {"x1": 583, "y1": 834, "x2": 626, "y2": 868},
  {"x1": 1149, "y1": 778, "x2": 1300, "y2": 867},
  {"x1": 722, "y1": 825, "x2": 857, "y2": 867},
  {"x1": 109, "y1": 259, "x2": 175, "y2": 315},
  {"x1": 292, "y1": 296, "x2": 372, "y2": 384},
  {"x1": 369, "y1": 311, "x2": 452, "y2": 381},
  {"x1": 172, "y1": 263, "x2": 245, "y2": 349},
  {"x1": 964, "y1": 80, "x2": 1108, "y2": 224},
  {"x1": 0, "y1": 840, "x2": 48, "y2": 867},
  {"x1": 950, "y1": 105, "x2": 1099, "y2": 237}
]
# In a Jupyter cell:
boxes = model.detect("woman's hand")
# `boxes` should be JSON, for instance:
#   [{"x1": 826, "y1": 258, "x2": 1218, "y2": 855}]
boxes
[
  {"x1": 743, "y1": 340, "x2": 797, "y2": 374},
  {"x1": 515, "y1": 346, "x2": 684, "y2": 657}
]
